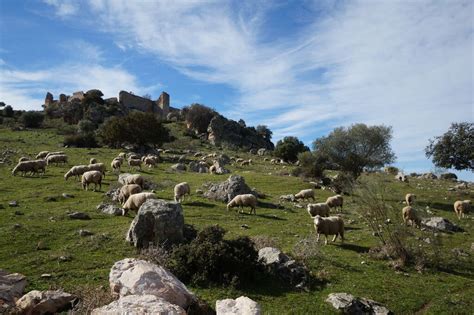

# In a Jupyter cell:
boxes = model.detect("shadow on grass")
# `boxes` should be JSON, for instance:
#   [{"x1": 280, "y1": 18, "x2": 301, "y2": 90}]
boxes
[
  {"x1": 186, "y1": 201, "x2": 216, "y2": 208},
  {"x1": 418, "y1": 201, "x2": 453, "y2": 212},
  {"x1": 255, "y1": 213, "x2": 287, "y2": 221},
  {"x1": 257, "y1": 201, "x2": 280, "y2": 209},
  {"x1": 344, "y1": 226, "x2": 362, "y2": 231},
  {"x1": 339, "y1": 243, "x2": 370, "y2": 253}
]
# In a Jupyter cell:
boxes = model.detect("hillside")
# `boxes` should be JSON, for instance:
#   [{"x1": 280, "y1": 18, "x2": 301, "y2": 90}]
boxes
[{"x1": 0, "y1": 124, "x2": 473, "y2": 314}]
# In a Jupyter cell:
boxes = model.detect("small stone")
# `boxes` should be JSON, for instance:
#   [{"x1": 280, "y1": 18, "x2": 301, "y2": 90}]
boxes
[
  {"x1": 13, "y1": 223, "x2": 21, "y2": 229},
  {"x1": 49, "y1": 216, "x2": 56, "y2": 222},
  {"x1": 241, "y1": 224, "x2": 249, "y2": 229},
  {"x1": 58, "y1": 256, "x2": 71, "y2": 262},
  {"x1": 426, "y1": 206, "x2": 430, "y2": 209},
  {"x1": 14, "y1": 211, "x2": 24, "y2": 216},
  {"x1": 295, "y1": 204, "x2": 303, "y2": 209},
  {"x1": 41, "y1": 274, "x2": 52, "y2": 279},
  {"x1": 424, "y1": 238, "x2": 431, "y2": 244},
  {"x1": 195, "y1": 189, "x2": 204, "y2": 195},
  {"x1": 68, "y1": 212, "x2": 91, "y2": 220},
  {"x1": 79, "y1": 229, "x2": 94, "y2": 237},
  {"x1": 36, "y1": 241, "x2": 48, "y2": 250},
  {"x1": 385, "y1": 219, "x2": 391, "y2": 224},
  {"x1": 62, "y1": 193, "x2": 74, "y2": 199},
  {"x1": 361, "y1": 261, "x2": 366, "y2": 265},
  {"x1": 447, "y1": 188, "x2": 455, "y2": 191},
  {"x1": 9, "y1": 201, "x2": 18, "y2": 207}
]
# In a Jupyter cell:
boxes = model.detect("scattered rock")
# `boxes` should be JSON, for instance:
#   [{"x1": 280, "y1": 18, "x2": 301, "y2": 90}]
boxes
[
  {"x1": 92, "y1": 294, "x2": 186, "y2": 315},
  {"x1": 447, "y1": 188, "x2": 455, "y2": 191},
  {"x1": 452, "y1": 248, "x2": 469, "y2": 257},
  {"x1": 126, "y1": 199, "x2": 184, "y2": 248},
  {"x1": 118, "y1": 173, "x2": 133, "y2": 186},
  {"x1": 171, "y1": 163, "x2": 187, "y2": 171},
  {"x1": 13, "y1": 223, "x2": 21, "y2": 229},
  {"x1": 454, "y1": 182, "x2": 469, "y2": 190},
  {"x1": 204, "y1": 175, "x2": 255, "y2": 202},
  {"x1": 440, "y1": 173, "x2": 457, "y2": 181},
  {"x1": 97, "y1": 203, "x2": 123, "y2": 216},
  {"x1": 216, "y1": 296, "x2": 261, "y2": 315},
  {"x1": 58, "y1": 255, "x2": 71, "y2": 262},
  {"x1": 195, "y1": 189, "x2": 204, "y2": 195},
  {"x1": 68, "y1": 212, "x2": 91, "y2": 220},
  {"x1": 8, "y1": 201, "x2": 18, "y2": 207},
  {"x1": 41, "y1": 274, "x2": 52, "y2": 279},
  {"x1": 258, "y1": 247, "x2": 309, "y2": 289},
  {"x1": 422, "y1": 217, "x2": 463, "y2": 232},
  {"x1": 16, "y1": 290, "x2": 77, "y2": 314},
  {"x1": 326, "y1": 292, "x2": 393, "y2": 315},
  {"x1": 385, "y1": 219, "x2": 391, "y2": 224},
  {"x1": 241, "y1": 224, "x2": 249, "y2": 229},
  {"x1": 188, "y1": 161, "x2": 209, "y2": 173},
  {"x1": 36, "y1": 241, "x2": 48, "y2": 251},
  {"x1": 279, "y1": 194, "x2": 295, "y2": 202},
  {"x1": 109, "y1": 258, "x2": 196, "y2": 309},
  {"x1": 423, "y1": 238, "x2": 431, "y2": 244},
  {"x1": 62, "y1": 193, "x2": 74, "y2": 199},
  {"x1": 211, "y1": 160, "x2": 231, "y2": 175},
  {"x1": 105, "y1": 188, "x2": 121, "y2": 202},
  {"x1": 420, "y1": 172, "x2": 437, "y2": 180},
  {"x1": 79, "y1": 229, "x2": 94, "y2": 237},
  {"x1": 0, "y1": 269, "x2": 27, "y2": 308}
]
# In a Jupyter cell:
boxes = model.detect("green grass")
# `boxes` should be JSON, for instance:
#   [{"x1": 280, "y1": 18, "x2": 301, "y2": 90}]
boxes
[{"x1": 0, "y1": 126, "x2": 473, "y2": 314}]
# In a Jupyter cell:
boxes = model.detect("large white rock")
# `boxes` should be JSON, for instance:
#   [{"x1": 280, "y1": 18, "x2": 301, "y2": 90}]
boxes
[
  {"x1": 0, "y1": 269, "x2": 27, "y2": 307},
  {"x1": 91, "y1": 294, "x2": 185, "y2": 315},
  {"x1": 326, "y1": 292, "x2": 393, "y2": 315},
  {"x1": 16, "y1": 290, "x2": 76, "y2": 314},
  {"x1": 109, "y1": 258, "x2": 196, "y2": 309},
  {"x1": 216, "y1": 296, "x2": 261, "y2": 315}
]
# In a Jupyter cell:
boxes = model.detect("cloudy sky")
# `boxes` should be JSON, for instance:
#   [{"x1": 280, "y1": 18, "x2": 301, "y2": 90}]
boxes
[{"x1": 0, "y1": 0, "x2": 473, "y2": 179}]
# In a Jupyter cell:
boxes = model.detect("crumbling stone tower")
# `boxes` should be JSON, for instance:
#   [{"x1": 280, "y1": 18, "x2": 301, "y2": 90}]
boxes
[{"x1": 157, "y1": 92, "x2": 170, "y2": 117}]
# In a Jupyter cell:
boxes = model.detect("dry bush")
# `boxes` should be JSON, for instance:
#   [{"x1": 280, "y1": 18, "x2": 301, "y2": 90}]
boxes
[
  {"x1": 292, "y1": 235, "x2": 321, "y2": 265},
  {"x1": 250, "y1": 235, "x2": 279, "y2": 251},
  {"x1": 72, "y1": 285, "x2": 114, "y2": 314},
  {"x1": 140, "y1": 243, "x2": 172, "y2": 266}
]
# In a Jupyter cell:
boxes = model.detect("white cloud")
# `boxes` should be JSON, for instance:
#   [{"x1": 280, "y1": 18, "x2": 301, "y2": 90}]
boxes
[{"x1": 43, "y1": 0, "x2": 79, "y2": 17}]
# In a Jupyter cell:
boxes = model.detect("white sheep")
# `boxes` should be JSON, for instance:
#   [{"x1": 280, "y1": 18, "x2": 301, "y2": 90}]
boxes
[
  {"x1": 326, "y1": 195, "x2": 343, "y2": 211},
  {"x1": 209, "y1": 165, "x2": 217, "y2": 174},
  {"x1": 45, "y1": 151, "x2": 64, "y2": 158},
  {"x1": 88, "y1": 162, "x2": 106, "y2": 177},
  {"x1": 402, "y1": 206, "x2": 421, "y2": 228},
  {"x1": 111, "y1": 159, "x2": 122, "y2": 172},
  {"x1": 144, "y1": 156, "x2": 156, "y2": 168},
  {"x1": 405, "y1": 193, "x2": 416, "y2": 206},
  {"x1": 122, "y1": 192, "x2": 157, "y2": 216},
  {"x1": 453, "y1": 200, "x2": 471, "y2": 219},
  {"x1": 46, "y1": 154, "x2": 68, "y2": 165},
  {"x1": 227, "y1": 194, "x2": 258, "y2": 214},
  {"x1": 174, "y1": 182, "x2": 190, "y2": 203},
  {"x1": 123, "y1": 174, "x2": 145, "y2": 188},
  {"x1": 313, "y1": 215, "x2": 344, "y2": 245},
  {"x1": 307, "y1": 203, "x2": 330, "y2": 218},
  {"x1": 235, "y1": 158, "x2": 244, "y2": 163},
  {"x1": 81, "y1": 170, "x2": 103, "y2": 191},
  {"x1": 18, "y1": 156, "x2": 29, "y2": 163},
  {"x1": 12, "y1": 160, "x2": 44, "y2": 176},
  {"x1": 128, "y1": 158, "x2": 142, "y2": 170},
  {"x1": 89, "y1": 158, "x2": 97, "y2": 164},
  {"x1": 294, "y1": 189, "x2": 315, "y2": 201},
  {"x1": 36, "y1": 151, "x2": 49, "y2": 159},
  {"x1": 118, "y1": 184, "x2": 142, "y2": 205},
  {"x1": 240, "y1": 159, "x2": 252, "y2": 166},
  {"x1": 118, "y1": 152, "x2": 127, "y2": 159},
  {"x1": 64, "y1": 165, "x2": 90, "y2": 181},
  {"x1": 128, "y1": 154, "x2": 140, "y2": 160}
]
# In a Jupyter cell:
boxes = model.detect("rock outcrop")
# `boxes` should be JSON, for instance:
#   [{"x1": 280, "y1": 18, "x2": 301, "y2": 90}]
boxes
[
  {"x1": 204, "y1": 175, "x2": 255, "y2": 202},
  {"x1": 216, "y1": 296, "x2": 261, "y2": 315},
  {"x1": 326, "y1": 292, "x2": 393, "y2": 315},
  {"x1": 109, "y1": 258, "x2": 196, "y2": 309},
  {"x1": 422, "y1": 217, "x2": 463, "y2": 232},
  {"x1": 126, "y1": 199, "x2": 184, "y2": 248},
  {"x1": 92, "y1": 294, "x2": 185, "y2": 315},
  {"x1": 0, "y1": 269, "x2": 27, "y2": 310},
  {"x1": 97, "y1": 203, "x2": 122, "y2": 216},
  {"x1": 16, "y1": 290, "x2": 77, "y2": 314}
]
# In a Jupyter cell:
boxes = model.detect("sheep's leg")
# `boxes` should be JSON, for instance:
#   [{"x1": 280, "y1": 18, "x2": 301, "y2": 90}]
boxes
[
  {"x1": 316, "y1": 232, "x2": 320, "y2": 243},
  {"x1": 332, "y1": 234, "x2": 337, "y2": 242},
  {"x1": 324, "y1": 235, "x2": 328, "y2": 245}
]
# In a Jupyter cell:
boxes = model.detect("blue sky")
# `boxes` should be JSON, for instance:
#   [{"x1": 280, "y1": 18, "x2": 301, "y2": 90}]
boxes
[{"x1": 0, "y1": 0, "x2": 473, "y2": 180}]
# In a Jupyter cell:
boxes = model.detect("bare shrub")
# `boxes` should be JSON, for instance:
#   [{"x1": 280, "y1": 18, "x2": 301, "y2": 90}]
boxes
[
  {"x1": 250, "y1": 235, "x2": 279, "y2": 251},
  {"x1": 140, "y1": 243, "x2": 172, "y2": 266},
  {"x1": 72, "y1": 285, "x2": 114, "y2": 314},
  {"x1": 292, "y1": 235, "x2": 321, "y2": 265}
]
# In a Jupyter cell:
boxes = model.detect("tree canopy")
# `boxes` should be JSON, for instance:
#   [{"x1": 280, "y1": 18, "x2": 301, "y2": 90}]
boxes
[
  {"x1": 183, "y1": 103, "x2": 216, "y2": 134},
  {"x1": 274, "y1": 136, "x2": 309, "y2": 163},
  {"x1": 313, "y1": 123, "x2": 395, "y2": 177},
  {"x1": 425, "y1": 122, "x2": 474, "y2": 171}
]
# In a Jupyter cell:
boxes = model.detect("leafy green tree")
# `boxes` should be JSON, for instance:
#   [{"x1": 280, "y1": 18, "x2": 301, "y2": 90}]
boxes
[
  {"x1": 292, "y1": 151, "x2": 329, "y2": 178},
  {"x1": 274, "y1": 136, "x2": 309, "y2": 163},
  {"x1": 183, "y1": 103, "x2": 216, "y2": 134},
  {"x1": 3, "y1": 105, "x2": 13, "y2": 117},
  {"x1": 425, "y1": 122, "x2": 474, "y2": 171},
  {"x1": 313, "y1": 124, "x2": 395, "y2": 178},
  {"x1": 20, "y1": 111, "x2": 44, "y2": 128},
  {"x1": 256, "y1": 125, "x2": 273, "y2": 141},
  {"x1": 98, "y1": 112, "x2": 169, "y2": 148}
]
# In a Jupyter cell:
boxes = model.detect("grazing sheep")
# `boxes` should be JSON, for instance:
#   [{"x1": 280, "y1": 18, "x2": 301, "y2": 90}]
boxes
[
  {"x1": 453, "y1": 200, "x2": 471, "y2": 219},
  {"x1": 174, "y1": 182, "x2": 191, "y2": 203},
  {"x1": 45, "y1": 151, "x2": 64, "y2": 158},
  {"x1": 313, "y1": 215, "x2": 344, "y2": 245},
  {"x1": 122, "y1": 192, "x2": 157, "y2": 216},
  {"x1": 128, "y1": 154, "x2": 140, "y2": 160},
  {"x1": 88, "y1": 162, "x2": 106, "y2": 177},
  {"x1": 144, "y1": 156, "x2": 156, "y2": 168},
  {"x1": 46, "y1": 154, "x2": 68, "y2": 165},
  {"x1": 128, "y1": 158, "x2": 142, "y2": 170},
  {"x1": 118, "y1": 184, "x2": 142, "y2": 205},
  {"x1": 81, "y1": 170, "x2": 103, "y2": 192},
  {"x1": 405, "y1": 193, "x2": 416, "y2": 206},
  {"x1": 307, "y1": 203, "x2": 330, "y2": 218},
  {"x1": 326, "y1": 195, "x2": 343, "y2": 211},
  {"x1": 12, "y1": 160, "x2": 45, "y2": 176},
  {"x1": 89, "y1": 158, "x2": 97, "y2": 164},
  {"x1": 18, "y1": 156, "x2": 29, "y2": 162},
  {"x1": 64, "y1": 165, "x2": 90, "y2": 181},
  {"x1": 209, "y1": 165, "x2": 217, "y2": 174},
  {"x1": 123, "y1": 174, "x2": 145, "y2": 188},
  {"x1": 36, "y1": 151, "x2": 49, "y2": 159},
  {"x1": 236, "y1": 158, "x2": 244, "y2": 163},
  {"x1": 227, "y1": 194, "x2": 257, "y2": 214},
  {"x1": 263, "y1": 157, "x2": 270, "y2": 162},
  {"x1": 118, "y1": 152, "x2": 127, "y2": 159},
  {"x1": 111, "y1": 159, "x2": 122, "y2": 172},
  {"x1": 240, "y1": 159, "x2": 252, "y2": 166},
  {"x1": 402, "y1": 206, "x2": 421, "y2": 228},
  {"x1": 294, "y1": 189, "x2": 315, "y2": 201},
  {"x1": 279, "y1": 194, "x2": 295, "y2": 202}
]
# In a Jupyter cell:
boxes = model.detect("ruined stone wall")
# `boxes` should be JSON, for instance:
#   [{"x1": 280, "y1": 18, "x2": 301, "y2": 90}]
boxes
[
  {"x1": 119, "y1": 91, "x2": 157, "y2": 113},
  {"x1": 157, "y1": 92, "x2": 170, "y2": 117}
]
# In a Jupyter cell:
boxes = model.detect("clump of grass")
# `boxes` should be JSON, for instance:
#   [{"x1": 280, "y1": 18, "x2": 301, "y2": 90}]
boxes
[
  {"x1": 250, "y1": 235, "x2": 279, "y2": 251},
  {"x1": 72, "y1": 285, "x2": 114, "y2": 314}
]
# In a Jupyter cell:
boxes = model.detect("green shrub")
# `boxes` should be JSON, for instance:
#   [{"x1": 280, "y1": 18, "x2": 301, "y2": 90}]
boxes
[
  {"x1": 167, "y1": 225, "x2": 261, "y2": 287},
  {"x1": 292, "y1": 151, "x2": 328, "y2": 178},
  {"x1": 384, "y1": 166, "x2": 399, "y2": 175},
  {"x1": 64, "y1": 133, "x2": 98, "y2": 148},
  {"x1": 274, "y1": 136, "x2": 309, "y2": 163},
  {"x1": 20, "y1": 111, "x2": 44, "y2": 128}
]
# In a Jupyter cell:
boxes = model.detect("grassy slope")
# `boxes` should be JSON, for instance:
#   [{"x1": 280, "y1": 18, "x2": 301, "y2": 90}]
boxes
[{"x1": 0, "y1": 125, "x2": 473, "y2": 314}]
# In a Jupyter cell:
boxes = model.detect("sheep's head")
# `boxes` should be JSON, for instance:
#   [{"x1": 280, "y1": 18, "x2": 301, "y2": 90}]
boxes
[
  {"x1": 64, "y1": 173, "x2": 69, "y2": 180},
  {"x1": 313, "y1": 215, "x2": 322, "y2": 226}
]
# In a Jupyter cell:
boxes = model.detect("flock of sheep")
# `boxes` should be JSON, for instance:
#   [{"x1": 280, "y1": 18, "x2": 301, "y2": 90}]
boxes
[{"x1": 10, "y1": 149, "x2": 471, "y2": 245}]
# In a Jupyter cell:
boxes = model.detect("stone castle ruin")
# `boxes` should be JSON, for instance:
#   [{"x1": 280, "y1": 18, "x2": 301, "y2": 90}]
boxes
[{"x1": 44, "y1": 90, "x2": 173, "y2": 120}]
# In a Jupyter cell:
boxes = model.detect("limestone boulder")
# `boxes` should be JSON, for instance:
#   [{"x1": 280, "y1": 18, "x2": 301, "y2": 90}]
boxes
[
  {"x1": 92, "y1": 294, "x2": 185, "y2": 315},
  {"x1": 326, "y1": 292, "x2": 393, "y2": 315},
  {"x1": 16, "y1": 290, "x2": 77, "y2": 314},
  {"x1": 97, "y1": 203, "x2": 122, "y2": 216},
  {"x1": 204, "y1": 175, "x2": 255, "y2": 202},
  {"x1": 109, "y1": 258, "x2": 196, "y2": 309},
  {"x1": 0, "y1": 269, "x2": 27, "y2": 308},
  {"x1": 422, "y1": 217, "x2": 463, "y2": 232},
  {"x1": 171, "y1": 163, "x2": 187, "y2": 171},
  {"x1": 126, "y1": 199, "x2": 184, "y2": 248},
  {"x1": 440, "y1": 173, "x2": 458, "y2": 181},
  {"x1": 216, "y1": 296, "x2": 261, "y2": 315}
]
